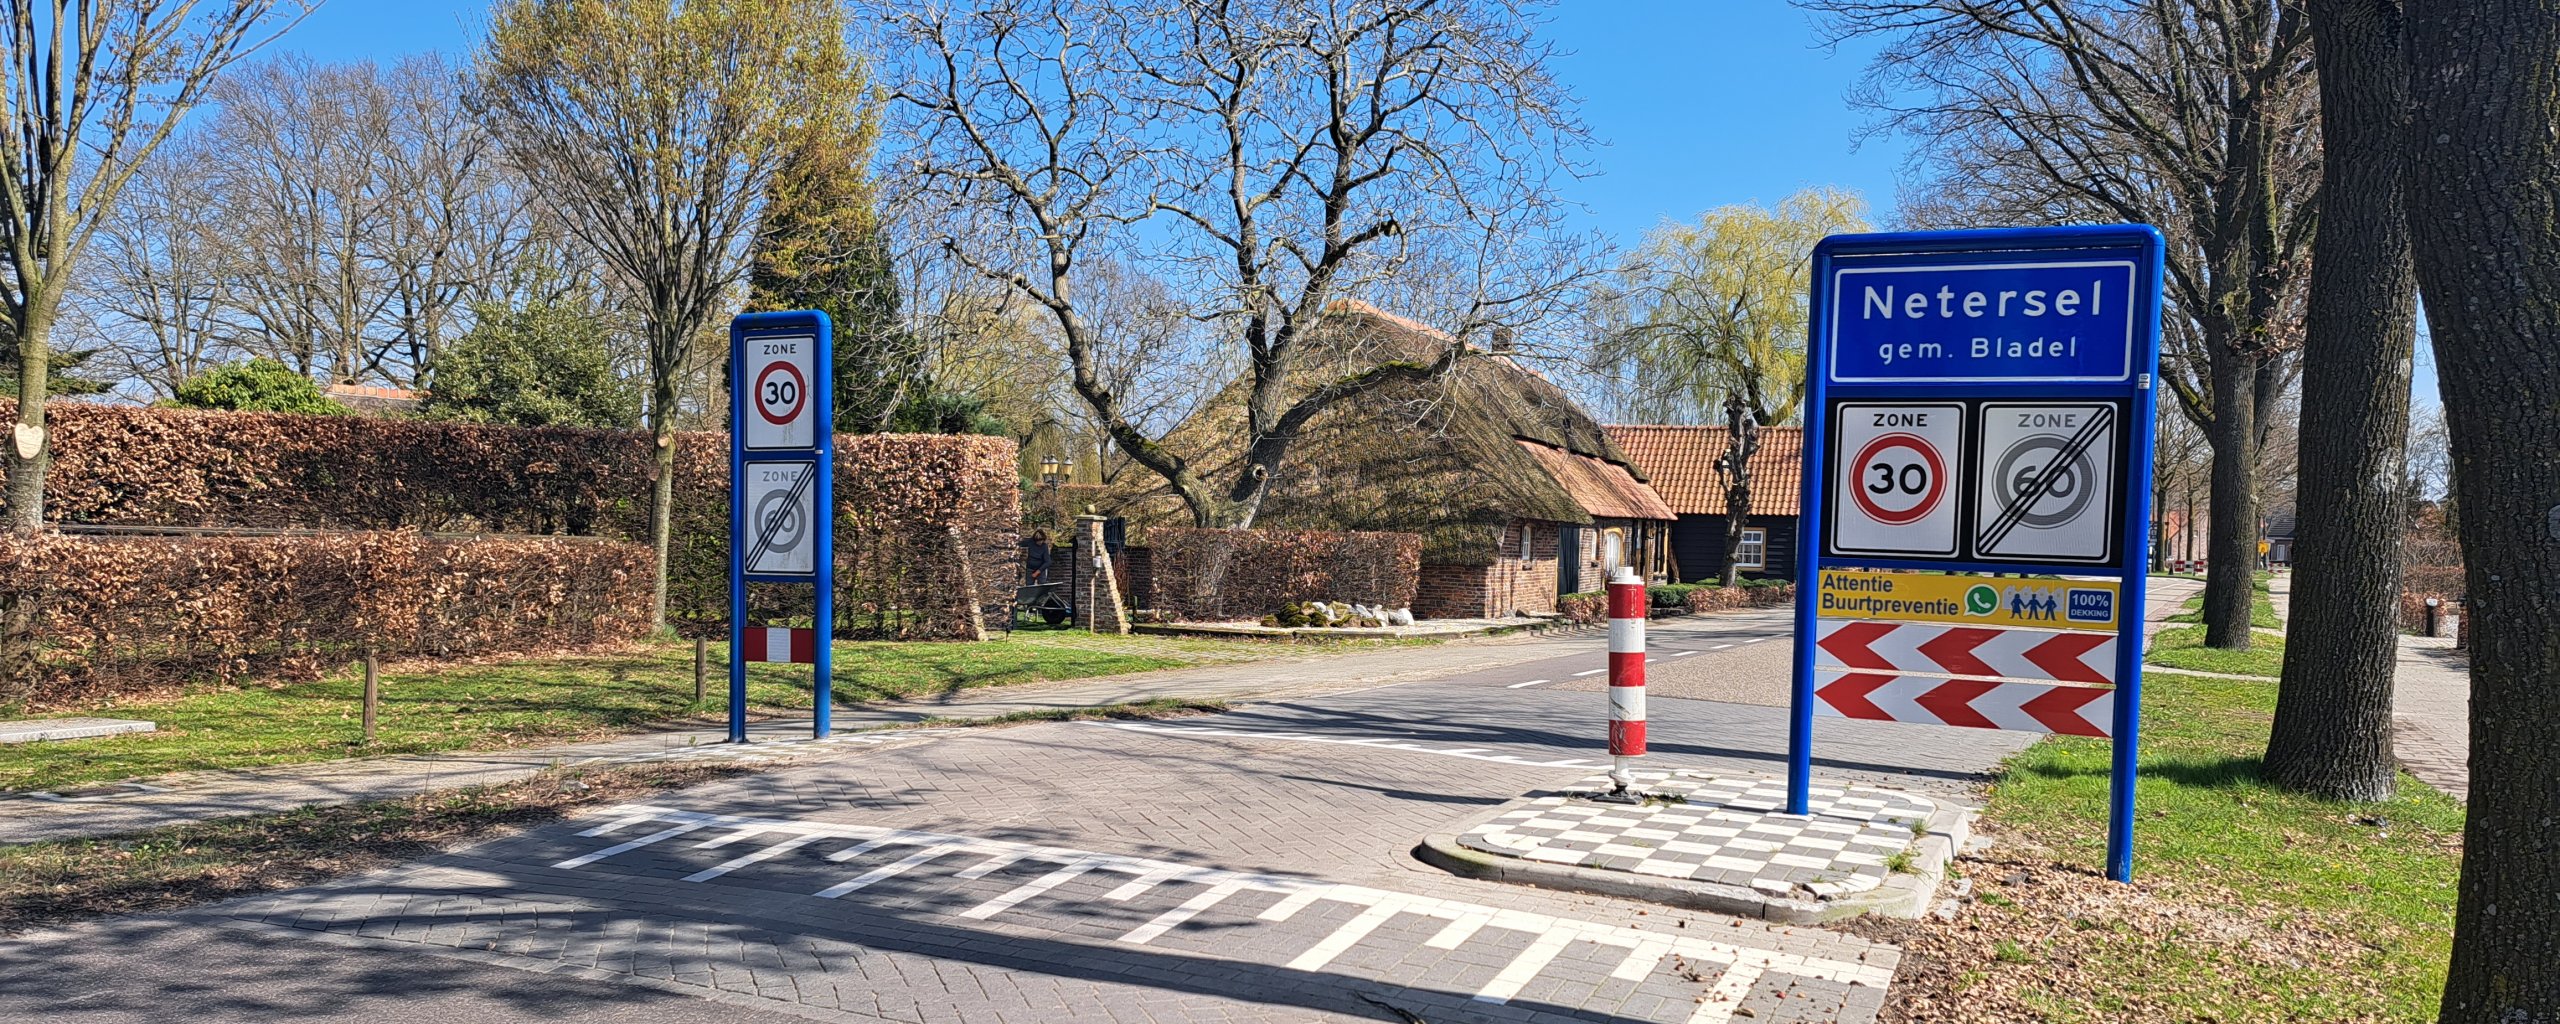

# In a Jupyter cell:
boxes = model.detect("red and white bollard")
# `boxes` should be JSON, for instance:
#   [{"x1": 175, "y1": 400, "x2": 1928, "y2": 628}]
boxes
[{"x1": 1606, "y1": 565, "x2": 1647, "y2": 795}]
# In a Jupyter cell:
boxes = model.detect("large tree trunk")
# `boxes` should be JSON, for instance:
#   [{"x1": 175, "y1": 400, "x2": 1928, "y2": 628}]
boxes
[
  {"x1": 2405, "y1": 1, "x2": 2560, "y2": 1017},
  {"x1": 4, "y1": 303, "x2": 51, "y2": 534},
  {"x1": 2263, "y1": 0, "x2": 2418, "y2": 802},
  {"x1": 2200, "y1": 341, "x2": 2263, "y2": 649}
]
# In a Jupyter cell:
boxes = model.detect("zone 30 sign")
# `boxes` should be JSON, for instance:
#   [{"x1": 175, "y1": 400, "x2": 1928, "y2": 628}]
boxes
[{"x1": 1787, "y1": 225, "x2": 2164, "y2": 883}]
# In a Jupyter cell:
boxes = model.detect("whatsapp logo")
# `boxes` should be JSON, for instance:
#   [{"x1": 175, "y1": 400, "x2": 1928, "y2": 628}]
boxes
[{"x1": 1964, "y1": 584, "x2": 1999, "y2": 616}]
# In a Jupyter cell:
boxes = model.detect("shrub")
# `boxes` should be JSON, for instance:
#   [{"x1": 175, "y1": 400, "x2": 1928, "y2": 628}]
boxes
[
  {"x1": 423, "y1": 300, "x2": 641, "y2": 428},
  {"x1": 171, "y1": 358, "x2": 347, "y2": 415},
  {"x1": 1647, "y1": 583, "x2": 1708, "y2": 608},
  {"x1": 0, "y1": 532, "x2": 652, "y2": 710},
  {"x1": 1143, "y1": 528, "x2": 1421, "y2": 622},
  {"x1": 12, "y1": 402, "x2": 1021, "y2": 641}
]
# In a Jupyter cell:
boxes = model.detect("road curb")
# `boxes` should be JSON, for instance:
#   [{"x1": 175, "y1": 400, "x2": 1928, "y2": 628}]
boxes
[{"x1": 1414, "y1": 789, "x2": 1973, "y2": 926}]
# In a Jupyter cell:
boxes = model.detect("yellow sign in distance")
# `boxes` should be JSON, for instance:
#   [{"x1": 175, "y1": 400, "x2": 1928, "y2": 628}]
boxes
[{"x1": 1814, "y1": 569, "x2": 2120, "y2": 632}]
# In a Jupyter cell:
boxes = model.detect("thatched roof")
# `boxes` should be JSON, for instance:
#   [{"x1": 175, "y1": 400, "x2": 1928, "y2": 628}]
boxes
[{"x1": 1106, "y1": 300, "x2": 1670, "y2": 562}]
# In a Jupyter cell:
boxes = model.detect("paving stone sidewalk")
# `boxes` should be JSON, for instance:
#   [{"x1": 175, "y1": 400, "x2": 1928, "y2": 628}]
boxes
[
  {"x1": 2265, "y1": 574, "x2": 2471, "y2": 800},
  {"x1": 0, "y1": 629, "x2": 1600, "y2": 845},
  {"x1": 1459, "y1": 771, "x2": 1940, "y2": 899}
]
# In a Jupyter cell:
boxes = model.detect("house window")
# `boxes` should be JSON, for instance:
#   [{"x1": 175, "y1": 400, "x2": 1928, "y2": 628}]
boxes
[
  {"x1": 1735, "y1": 528, "x2": 1767, "y2": 570},
  {"x1": 1518, "y1": 523, "x2": 1534, "y2": 561}
]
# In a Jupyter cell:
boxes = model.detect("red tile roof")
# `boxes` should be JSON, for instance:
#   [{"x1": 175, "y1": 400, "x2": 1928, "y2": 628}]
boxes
[
  {"x1": 1602, "y1": 425, "x2": 1805, "y2": 516},
  {"x1": 1513, "y1": 439, "x2": 1676, "y2": 521}
]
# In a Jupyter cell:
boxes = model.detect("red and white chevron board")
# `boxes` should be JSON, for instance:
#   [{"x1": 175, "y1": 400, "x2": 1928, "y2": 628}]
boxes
[
  {"x1": 1815, "y1": 672, "x2": 2114, "y2": 737},
  {"x1": 737, "y1": 627, "x2": 818, "y2": 664},
  {"x1": 1814, "y1": 619, "x2": 2116, "y2": 685}
]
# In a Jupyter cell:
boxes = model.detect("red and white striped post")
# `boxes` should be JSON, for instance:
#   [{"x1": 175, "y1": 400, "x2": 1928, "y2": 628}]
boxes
[{"x1": 1606, "y1": 565, "x2": 1647, "y2": 794}]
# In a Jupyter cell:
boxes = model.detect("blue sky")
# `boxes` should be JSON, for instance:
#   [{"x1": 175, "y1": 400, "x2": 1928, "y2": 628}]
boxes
[
  {"x1": 281, "y1": 1, "x2": 1907, "y2": 245},
  {"x1": 276, "y1": 1, "x2": 2436, "y2": 419}
]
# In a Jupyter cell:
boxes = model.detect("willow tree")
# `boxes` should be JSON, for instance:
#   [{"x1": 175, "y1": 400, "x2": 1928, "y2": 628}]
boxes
[
  {"x1": 475, "y1": 0, "x2": 865, "y2": 628},
  {"x1": 0, "y1": 0, "x2": 308, "y2": 532},
  {"x1": 1595, "y1": 187, "x2": 1867, "y2": 583}
]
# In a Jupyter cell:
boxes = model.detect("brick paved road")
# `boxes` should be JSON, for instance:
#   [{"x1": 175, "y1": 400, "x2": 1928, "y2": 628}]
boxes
[
  {"x1": 2, "y1": 623, "x2": 2027, "y2": 1023},
  {"x1": 0, "y1": 680, "x2": 1976, "y2": 1024}
]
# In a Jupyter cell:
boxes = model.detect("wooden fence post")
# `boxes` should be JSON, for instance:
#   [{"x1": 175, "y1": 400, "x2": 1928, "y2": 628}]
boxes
[
  {"x1": 362, "y1": 651, "x2": 380, "y2": 745},
  {"x1": 694, "y1": 637, "x2": 707, "y2": 703}
]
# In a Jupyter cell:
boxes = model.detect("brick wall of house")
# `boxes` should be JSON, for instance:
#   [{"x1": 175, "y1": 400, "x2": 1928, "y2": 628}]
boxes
[{"x1": 1416, "y1": 519, "x2": 1568, "y2": 619}]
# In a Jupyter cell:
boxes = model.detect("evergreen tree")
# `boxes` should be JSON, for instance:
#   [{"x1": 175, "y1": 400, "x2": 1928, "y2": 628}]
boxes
[
  {"x1": 744, "y1": 102, "x2": 922, "y2": 433},
  {"x1": 424, "y1": 301, "x2": 641, "y2": 429},
  {"x1": 170, "y1": 358, "x2": 345, "y2": 415}
]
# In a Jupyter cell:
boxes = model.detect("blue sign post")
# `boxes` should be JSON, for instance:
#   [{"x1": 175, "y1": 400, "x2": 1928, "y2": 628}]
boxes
[
  {"x1": 728, "y1": 311, "x2": 836, "y2": 743},
  {"x1": 1787, "y1": 226, "x2": 2164, "y2": 882}
]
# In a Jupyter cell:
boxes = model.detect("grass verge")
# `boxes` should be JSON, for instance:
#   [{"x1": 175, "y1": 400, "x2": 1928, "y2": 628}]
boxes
[
  {"x1": 0, "y1": 630, "x2": 1335, "y2": 793},
  {"x1": 0, "y1": 696, "x2": 1227, "y2": 934},
  {"x1": 2165, "y1": 575, "x2": 2281, "y2": 629},
  {"x1": 1851, "y1": 674, "x2": 2462, "y2": 1022},
  {"x1": 2148, "y1": 625, "x2": 2285, "y2": 678},
  {"x1": 0, "y1": 761, "x2": 758, "y2": 934}
]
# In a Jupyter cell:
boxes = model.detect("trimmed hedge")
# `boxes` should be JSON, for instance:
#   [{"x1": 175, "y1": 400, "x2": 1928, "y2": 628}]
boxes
[
  {"x1": 17, "y1": 403, "x2": 1019, "y2": 640},
  {"x1": 1142, "y1": 527, "x2": 1420, "y2": 621},
  {"x1": 0, "y1": 532, "x2": 652, "y2": 709}
]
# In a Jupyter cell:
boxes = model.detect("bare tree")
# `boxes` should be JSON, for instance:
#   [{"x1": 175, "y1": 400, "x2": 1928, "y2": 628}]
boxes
[
  {"x1": 476, "y1": 0, "x2": 867, "y2": 628},
  {"x1": 0, "y1": 0, "x2": 310, "y2": 532},
  {"x1": 1813, "y1": 0, "x2": 2320, "y2": 650},
  {"x1": 77, "y1": 136, "x2": 236, "y2": 397},
  {"x1": 883, "y1": 0, "x2": 1600, "y2": 528},
  {"x1": 2403, "y1": 0, "x2": 2560, "y2": 1013}
]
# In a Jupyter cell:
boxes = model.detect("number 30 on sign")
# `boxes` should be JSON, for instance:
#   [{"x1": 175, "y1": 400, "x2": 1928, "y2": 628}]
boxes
[
  {"x1": 743, "y1": 334, "x2": 817, "y2": 451},
  {"x1": 1827, "y1": 402, "x2": 1964, "y2": 559}
]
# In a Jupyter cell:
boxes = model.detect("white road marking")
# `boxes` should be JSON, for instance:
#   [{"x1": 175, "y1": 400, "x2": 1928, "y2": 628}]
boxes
[
  {"x1": 682, "y1": 834, "x2": 822, "y2": 882},
  {"x1": 1286, "y1": 902, "x2": 1405, "y2": 971},
  {"x1": 1672, "y1": 650, "x2": 1700, "y2": 658},
  {"x1": 1743, "y1": 637, "x2": 1768, "y2": 644},
  {"x1": 1712, "y1": 644, "x2": 1735, "y2": 650},
  {"x1": 555, "y1": 823, "x2": 703, "y2": 868},
  {"x1": 1089, "y1": 722, "x2": 1598, "y2": 769},
  {"x1": 1506, "y1": 678, "x2": 1553, "y2": 689},
  {"x1": 1572, "y1": 668, "x2": 1608, "y2": 677},
  {"x1": 814, "y1": 844, "x2": 959, "y2": 898},
  {"x1": 553, "y1": 805, "x2": 1894, "y2": 1022},
  {"x1": 960, "y1": 857, "x2": 1101, "y2": 920}
]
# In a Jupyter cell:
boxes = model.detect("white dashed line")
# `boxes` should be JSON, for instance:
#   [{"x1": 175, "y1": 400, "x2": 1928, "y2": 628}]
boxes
[
  {"x1": 1506, "y1": 679, "x2": 1552, "y2": 689},
  {"x1": 1712, "y1": 644, "x2": 1735, "y2": 650},
  {"x1": 1672, "y1": 650, "x2": 1699, "y2": 658},
  {"x1": 1743, "y1": 637, "x2": 1769, "y2": 644},
  {"x1": 1571, "y1": 668, "x2": 1608, "y2": 677},
  {"x1": 1089, "y1": 722, "x2": 1599, "y2": 769}
]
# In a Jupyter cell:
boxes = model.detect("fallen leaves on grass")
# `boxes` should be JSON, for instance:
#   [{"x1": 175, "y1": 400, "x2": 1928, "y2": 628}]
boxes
[
  {"x1": 0, "y1": 762, "x2": 757, "y2": 934},
  {"x1": 1844, "y1": 833, "x2": 2410, "y2": 1023}
]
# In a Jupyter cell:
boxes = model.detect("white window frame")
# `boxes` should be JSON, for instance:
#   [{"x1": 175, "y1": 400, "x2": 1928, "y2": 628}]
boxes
[
  {"x1": 1518, "y1": 523, "x2": 1534, "y2": 562},
  {"x1": 1735, "y1": 528, "x2": 1767, "y2": 570}
]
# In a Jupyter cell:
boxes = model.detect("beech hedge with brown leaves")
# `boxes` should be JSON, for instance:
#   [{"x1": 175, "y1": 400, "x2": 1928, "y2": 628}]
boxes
[
  {"x1": 0, "y1": 532, "x2": 652, "y2": 709},
  {"x1": 1140, "y1": 528, "x2": 1421, "y2": 621},
  {"x1": 12, "y1": 403, "x2": 1021, "y2": 642}
]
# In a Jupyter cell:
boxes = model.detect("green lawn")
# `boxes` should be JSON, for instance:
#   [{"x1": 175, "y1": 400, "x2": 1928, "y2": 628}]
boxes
[
  {"x1": 1969, "y1": 675, "x2": 2463, "y2": 1021},
  {"x1": 0, "y1": 629, "x2": 1330, "y2": 792},
  {"x1": 2148, "y1": 625, "x2": 2285, "y2": 677},
  {"x1": 2164, "y1": 576, "x2": 2281, "y2": 629}
]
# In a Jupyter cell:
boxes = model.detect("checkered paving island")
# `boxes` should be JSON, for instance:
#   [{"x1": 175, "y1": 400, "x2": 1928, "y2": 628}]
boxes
[{"x1": 1457, "y1": 771, "x2": 1943, "y2": 901}]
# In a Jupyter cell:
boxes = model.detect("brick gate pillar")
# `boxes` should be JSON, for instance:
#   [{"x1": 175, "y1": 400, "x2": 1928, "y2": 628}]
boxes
[{"x1": 1071, "y1": 515, "x2": 1129, "y2": 634}]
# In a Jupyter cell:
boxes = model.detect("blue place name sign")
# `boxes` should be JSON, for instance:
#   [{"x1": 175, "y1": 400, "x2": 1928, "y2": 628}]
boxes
[{"x1": 1827, "y1": 256, "x2": 2141, "y2": 384}]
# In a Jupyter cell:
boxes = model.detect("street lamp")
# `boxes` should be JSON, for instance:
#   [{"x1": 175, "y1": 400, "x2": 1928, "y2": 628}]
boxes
[{"x1": 1038, "y1": 455, "x2": 1066, "y2": 487}]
